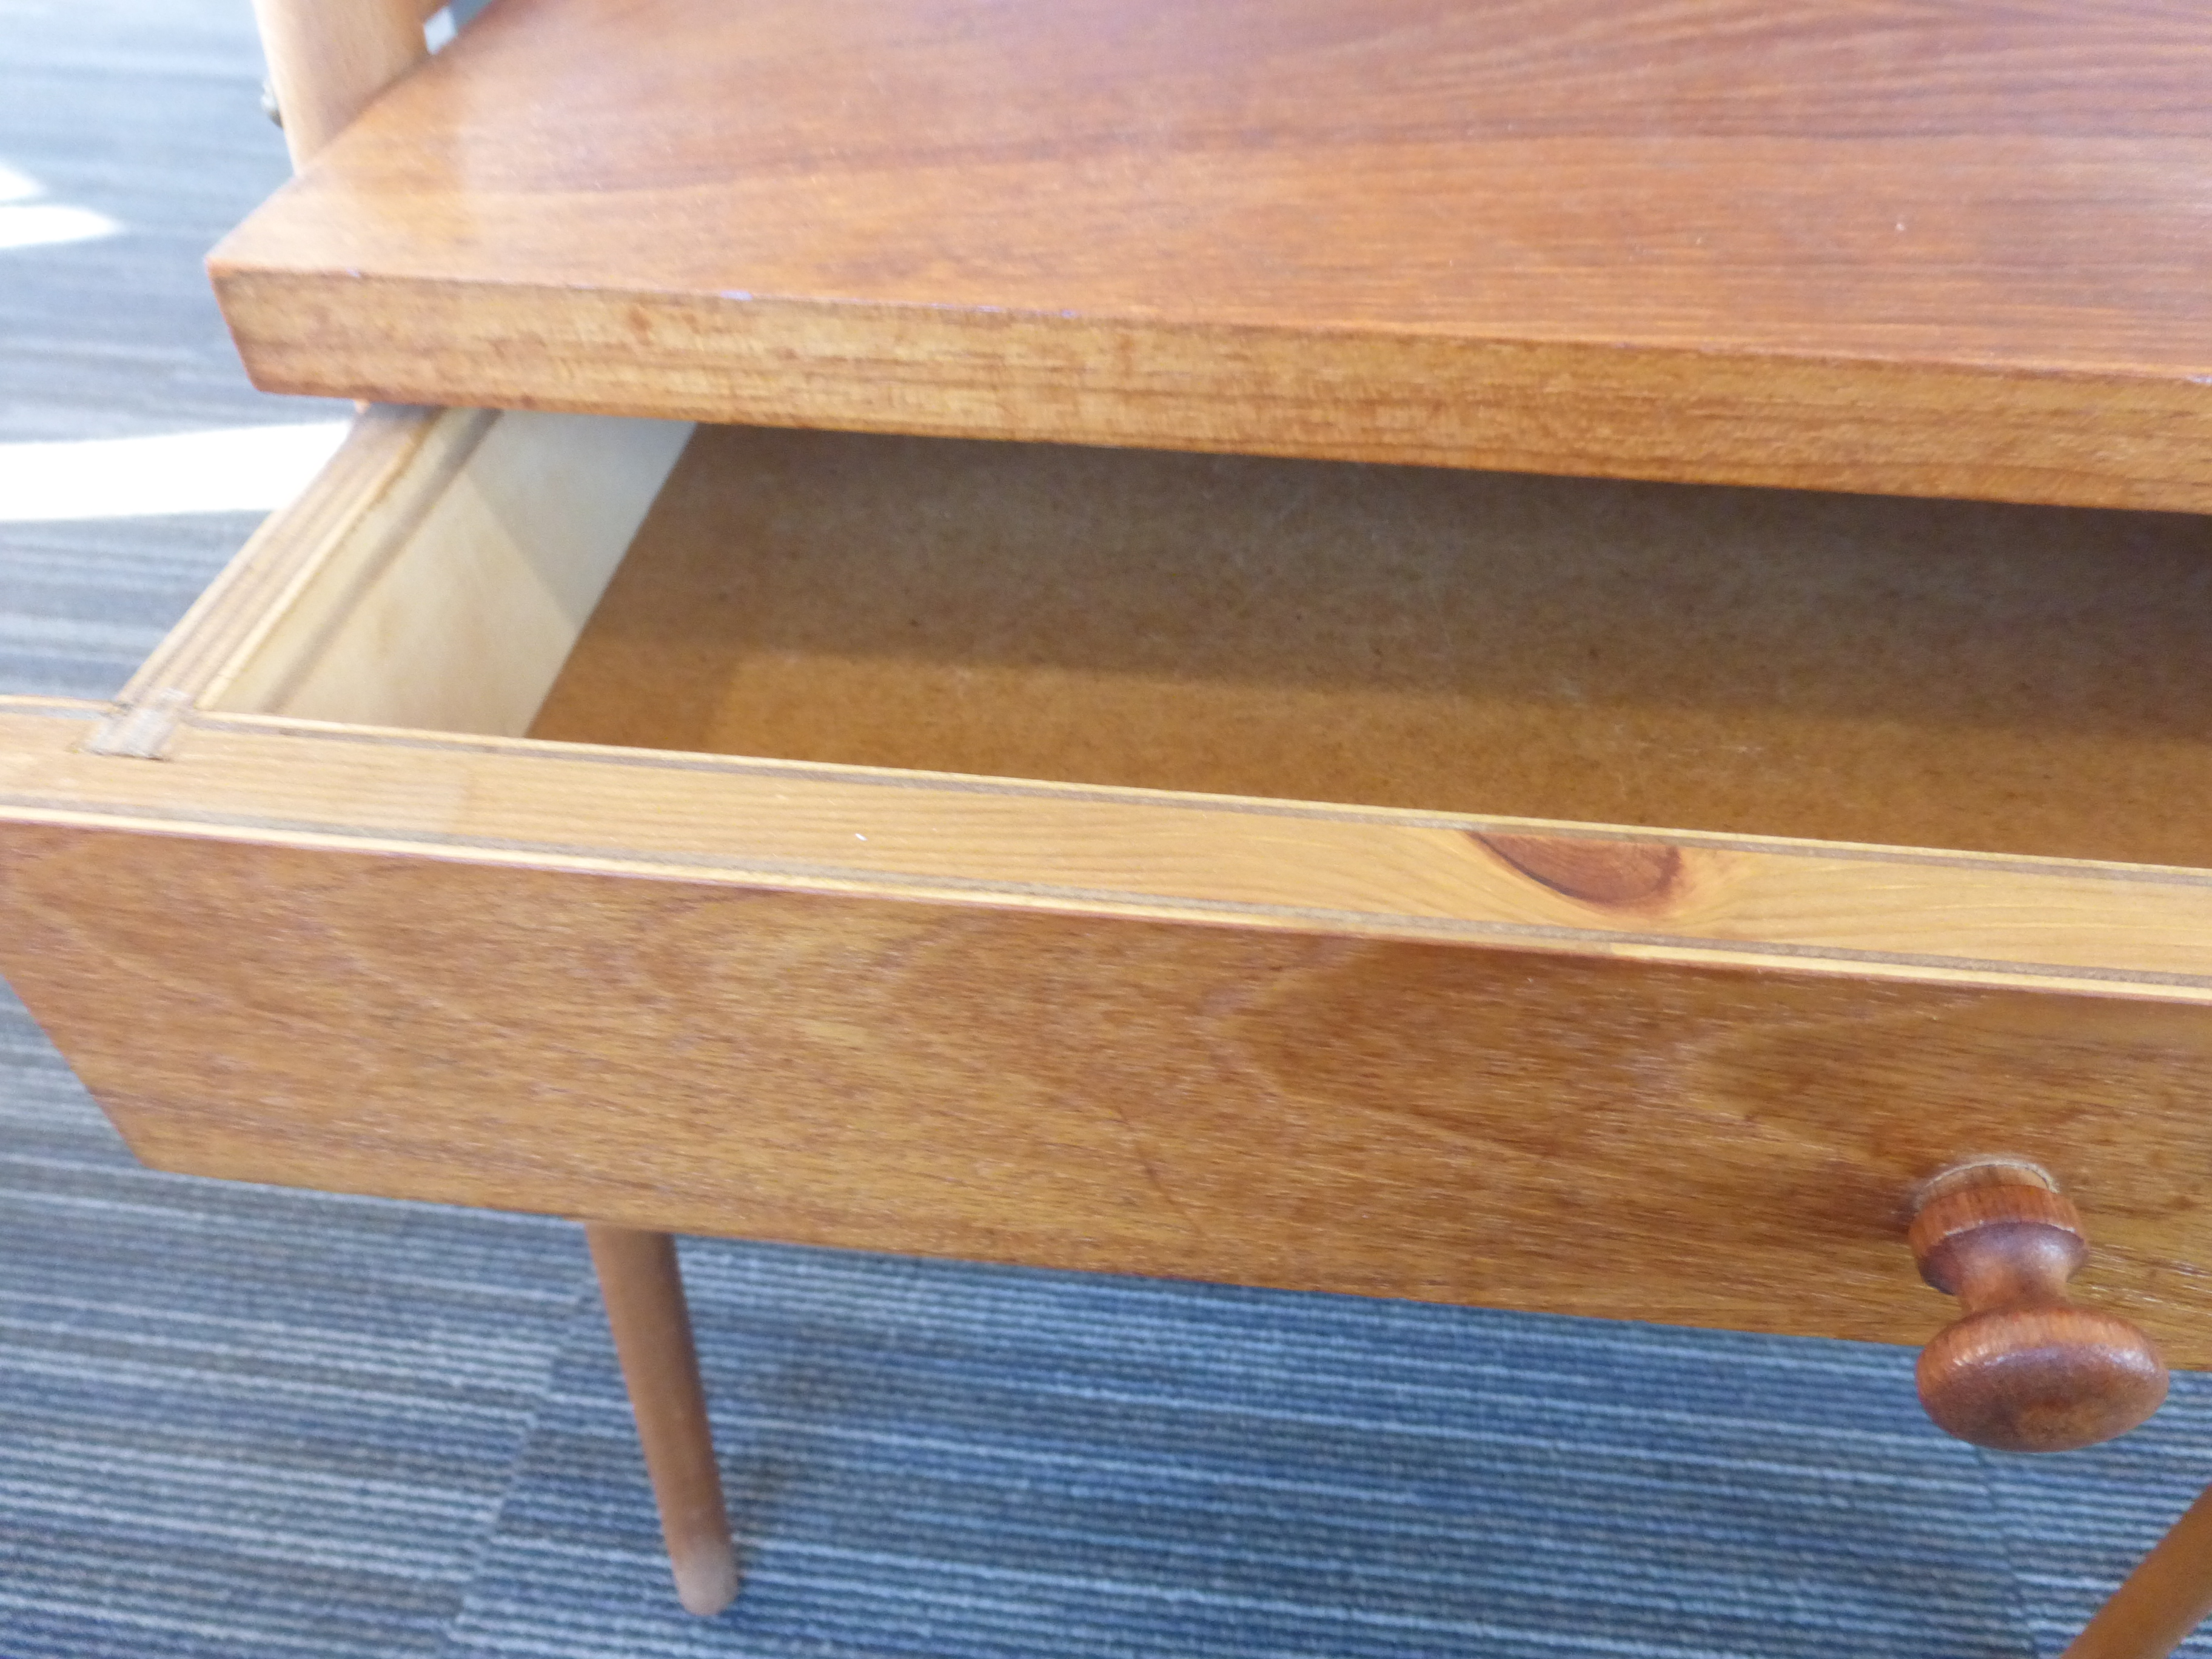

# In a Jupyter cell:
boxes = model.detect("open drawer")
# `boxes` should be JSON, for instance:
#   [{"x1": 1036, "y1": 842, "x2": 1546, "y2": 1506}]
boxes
[{"x1": 4, "y1": 405, "x2": 2212, "y2": 1361}]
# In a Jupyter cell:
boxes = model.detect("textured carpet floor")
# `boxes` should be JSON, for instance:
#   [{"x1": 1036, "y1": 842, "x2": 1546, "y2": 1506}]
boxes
[{"x1": 5, "y1": 3, "x2": 2212, "y2": 1655}]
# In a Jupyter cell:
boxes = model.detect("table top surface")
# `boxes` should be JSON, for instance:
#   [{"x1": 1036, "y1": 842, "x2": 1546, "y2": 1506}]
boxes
[{"x1": 210, "y1": 0, "x2": 2212, "y2": 506}]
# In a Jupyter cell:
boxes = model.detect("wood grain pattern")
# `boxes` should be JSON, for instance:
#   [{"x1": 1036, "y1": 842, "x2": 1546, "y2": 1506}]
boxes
[
  {"x1": 115, "y1": 405, "x2": 492, "y2": 717},
  {"x1": 1910, "y1": 1162, "x2": 2167, "y2": 1452},
  {"x1": 8, "y1": 819, "x2": 2212, "y2": 1362},
  {"x1": 251, "y1": 0, "x2": 427, "y2": 166},
  {"x1": 210, "y1": 410, "x2": 688, "y2": 733},
  {"x1": 209, "y1": 0, "x2": 2212, "y2": 508},
  {"x1": 586, "y1": 1225, "x2": 737, "y2": 1617},
  {"x1": 10, "y1": 705, "x2": 2212, "y2": 1002},
  {"x1": 108, "y1": 404, "x2": 690, "y2": 739},
  {"x1": 9, "y1": 385, "x2": 2212, "y2": 1381},
  {"x1": 534, "y1": 425, "x2": 2212, "y2": 868},
  {"x1": 2065, "y1": 1481, "x2": 2212, "y2": 1659}
]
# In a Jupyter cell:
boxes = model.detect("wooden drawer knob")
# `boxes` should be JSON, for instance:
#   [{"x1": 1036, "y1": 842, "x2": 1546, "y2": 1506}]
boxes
[{"x1": 1909, "y1": 1160, "x2": 2167, "y2": 1453}]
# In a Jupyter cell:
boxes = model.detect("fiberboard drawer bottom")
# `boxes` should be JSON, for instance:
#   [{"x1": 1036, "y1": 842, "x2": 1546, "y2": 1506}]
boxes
[{"x1": 3, "y1": 406, "x2": 2212, "y2": 1359}]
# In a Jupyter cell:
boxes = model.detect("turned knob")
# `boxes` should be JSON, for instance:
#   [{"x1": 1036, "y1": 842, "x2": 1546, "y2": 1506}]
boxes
[{"x1": 1909, "y1": 1160, "x2": 2166, "y2": 1453}]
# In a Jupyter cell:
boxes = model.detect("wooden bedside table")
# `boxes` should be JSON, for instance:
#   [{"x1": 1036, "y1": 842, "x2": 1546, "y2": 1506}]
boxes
[{"x1": 4, "y1": 2, "x2": 2210, "y2": 1651}]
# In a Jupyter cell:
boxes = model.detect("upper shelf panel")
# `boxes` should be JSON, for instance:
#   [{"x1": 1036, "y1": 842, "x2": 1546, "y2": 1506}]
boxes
[{"x1": 210, "y1": 0, "x2": 2212, "y2": 509}]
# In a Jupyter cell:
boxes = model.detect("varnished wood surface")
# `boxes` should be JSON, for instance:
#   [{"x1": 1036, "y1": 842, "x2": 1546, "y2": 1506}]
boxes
[
  {"x1": 12, "y1": 703, "x2": 2212, "y2": 1002},
  {"x1": 2065, "y1": 1481, "x2": 2212, "y2": 1659},
  {"x1": 43, "y1": 405, "x2": 2212, "y2": 1004},
  {"x1": 250, "y1": 0, "x2": 426, "y2": 167},
  {"x1": 585, "y1": 1225, "x2": 737, "y2": 1618},
  {"x1": 209, "y1": 0, "x2": 2212, "y2": 508},
  {"x1": 537, "y1": 425, "x2": 2212, "y2": 868},
  {"x1": 9, "y1": 820, "x2": 2212, "y2": 1363},
  {"x1": 1909, "y1": 1162, "x2": 2167, "y2": 1453},
  {"x1": 10, "y1": 395, "x2": 2212, "y2": 1372}
]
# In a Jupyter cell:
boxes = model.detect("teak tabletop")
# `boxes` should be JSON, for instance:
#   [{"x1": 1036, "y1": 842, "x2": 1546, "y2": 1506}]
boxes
[{"x1": 209, "y1": 0, "x2": 2212, "y2": 512}]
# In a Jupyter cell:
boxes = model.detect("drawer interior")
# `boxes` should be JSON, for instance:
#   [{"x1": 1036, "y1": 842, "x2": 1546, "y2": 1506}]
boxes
[
  {"x1": 210, "y1": 413, "x2": 2212, "y2": 868},
  {"x1": 32, "y1": 406, "x2": 2210, "y2": 1359}
]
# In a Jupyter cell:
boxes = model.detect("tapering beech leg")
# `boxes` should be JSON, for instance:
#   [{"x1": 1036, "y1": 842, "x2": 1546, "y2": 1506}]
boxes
[
  {"x1": 585, "y1": 1224, "x2": 737, "y2": 1616},
  {"x1": 2063, "y1": 1483, "x2": 2212, "y2": 1659}
]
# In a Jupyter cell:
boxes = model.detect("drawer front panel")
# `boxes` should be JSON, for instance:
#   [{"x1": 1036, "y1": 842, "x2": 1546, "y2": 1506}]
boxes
[{"x1": 7, "y1": 820, "x2": 2212, "y2": 1362}]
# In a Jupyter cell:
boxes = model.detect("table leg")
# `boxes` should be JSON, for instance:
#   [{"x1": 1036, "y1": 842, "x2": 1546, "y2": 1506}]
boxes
[
  {"x1": 585, "y1": 1224, "x2": 738, "y2": 1616},
  {"x1": 2063, "y1": 1480, "x2": 2212, "y2": 1659}
]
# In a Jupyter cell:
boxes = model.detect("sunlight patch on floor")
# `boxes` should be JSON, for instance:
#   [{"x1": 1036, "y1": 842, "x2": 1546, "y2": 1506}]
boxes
[
  {"x1": 0, "y1": 161, "x2": 122, "y2": 252},
  {"x1": 0, "y1": 423, "x2": 349, "y2": 521}
]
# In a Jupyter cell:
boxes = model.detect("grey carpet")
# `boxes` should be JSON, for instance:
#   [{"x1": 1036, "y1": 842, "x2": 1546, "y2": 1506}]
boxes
[{"x1": 4, "y1": 2, "x2": 2211, "y2": 1654}]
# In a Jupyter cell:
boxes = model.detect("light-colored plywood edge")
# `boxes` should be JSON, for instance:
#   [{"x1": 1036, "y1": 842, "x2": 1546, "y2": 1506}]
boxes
[
  {"x1": 100, "y1": 404, "x2": 691, "y2": 749},
  {"x1": 10, "y1": 700, "x2": 2212, "y2": 1004},
  {"x1": 208, "y1": 409, "x2": 692, "y2": 734},
  {"x1": 114, "y1": 404, "x2": 491, "y2": 714}
]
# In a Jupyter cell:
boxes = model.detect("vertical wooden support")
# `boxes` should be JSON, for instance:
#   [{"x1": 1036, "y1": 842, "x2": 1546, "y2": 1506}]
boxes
[
  {"x1": 244, "y1": 0, "x2": 737, "y2": 1623},
  {"x1": 2063, "y1": 1483, "x2": 2212, "y2": 1659},
  {"x1": 251, "y1": 0, "x2": 429, "y2": 167},
  {"x1": 585, "y1": 1224, "x2": 739, "y2": 1617}
]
